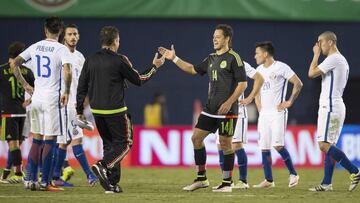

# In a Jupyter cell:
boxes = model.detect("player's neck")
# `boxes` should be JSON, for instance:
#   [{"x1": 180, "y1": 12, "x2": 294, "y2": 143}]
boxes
[
  {"x1": 66, "y1": 44, "x2": 76, "y2": 53},
  {"x1": 216, "y1": 46, "x2": 229, "y2": 55},
  {"x1": 102, "y1": 45, "x2": 117, "y2": 53},
  {"x1": 45, "y1": 33, "x2": 59, "y2": 41},
  {"x1": 263, "y1": 57, "x2": 275, "y2": 68},
  {"x1": 327, "y1": 46, "x2": 338, "y2": 56}
]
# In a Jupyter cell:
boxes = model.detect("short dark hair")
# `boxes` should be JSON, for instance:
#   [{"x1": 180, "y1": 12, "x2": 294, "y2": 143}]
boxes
[
  {"x1": 44, "y1": 16, "x2": 64, "y2": 34},
  {"x1": 215, "y1": 24, "x2": 233, "y2": 47},
  {"x1": 59, "y1": 24, "x2": 79, "y2": 43},
  {"x1": 100, "y1": 26, "x2": 119, "y2": 46},
  {"x1": 8, "y1": 41, "x2": 26, "y2": 59},
  {"x1": 255, "y1": 41, "x2": 275, "y2": 56}
]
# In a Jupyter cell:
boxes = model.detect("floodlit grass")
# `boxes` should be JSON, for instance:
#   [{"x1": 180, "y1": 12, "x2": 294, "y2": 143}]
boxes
[{"x1": 1, "y1": 167, "x2": 360, "y2": 203}]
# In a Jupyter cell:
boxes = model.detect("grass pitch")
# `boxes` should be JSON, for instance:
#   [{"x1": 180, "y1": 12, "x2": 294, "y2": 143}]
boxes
[{"x1": 1, "y1": 168, "x2": 360, "y2": 203}]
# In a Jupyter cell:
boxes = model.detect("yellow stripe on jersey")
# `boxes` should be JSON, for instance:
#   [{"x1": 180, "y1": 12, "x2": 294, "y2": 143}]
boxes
[
  {"x1": 229, "y1": 50, "x2": 243, "y2": 67},
  {"x1": 1, "y1": 117, "x2": 6, "y2": 141},
  {"x1": 91, "y1": 106, "x2": 128, "y2": 115}
]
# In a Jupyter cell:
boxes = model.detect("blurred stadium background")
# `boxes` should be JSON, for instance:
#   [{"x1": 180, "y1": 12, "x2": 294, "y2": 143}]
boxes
[{"x1": 1, "y1": 0, "x2": 360, "y2": 192}]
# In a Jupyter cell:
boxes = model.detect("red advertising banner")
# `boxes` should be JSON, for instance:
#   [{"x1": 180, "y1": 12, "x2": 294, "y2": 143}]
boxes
[
  {"x1": 130, "y1": 125, "x2": 321, "y2": 168},
  {"x1": 0, "y1": 125, "x2": 322, "y2": 168}
]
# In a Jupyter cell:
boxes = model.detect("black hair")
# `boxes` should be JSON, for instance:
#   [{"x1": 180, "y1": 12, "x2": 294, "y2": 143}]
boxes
[
  {"x1": 44, "y1": 16, "x2": 64, "y2": 34},
  {"x1": 100, "y1": 26, "x2": 119, "y2": 46},
  {"x1": 8, "y1": 41, "x2": 26, "y2": 59},
  {"x1": 255, "y1": 41, "x2": 275, "y2": 56},
  {"x1": 215, "y1": 24, "x2": 233, "y2": 47}
]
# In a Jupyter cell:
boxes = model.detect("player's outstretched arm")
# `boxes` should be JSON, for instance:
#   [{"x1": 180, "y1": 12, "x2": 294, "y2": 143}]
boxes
[
  {"x1": 61, "y1": 63, "x2": 72, "y2": 106},
  {"x1": 278, "y1": 74, "x2": 303, "y2": 111},
  {"x1": 240, "y1": 72, "x2": 264, "y2": 106},
  {"x1": 10, "y1": 56, "x2": 33, "y2": 95},
  {"x1": 120, "y1": 53, "x2": 165, "y2": 87},
  {"x1": 158, "y1": 45, "x2": 197, "y2": 75},
  {"x1": 308, "y1": 42, "x2": 324, "y2": 78},
  {"x1": 218, "y1": 81, "x2": 248, "y2": 115}
]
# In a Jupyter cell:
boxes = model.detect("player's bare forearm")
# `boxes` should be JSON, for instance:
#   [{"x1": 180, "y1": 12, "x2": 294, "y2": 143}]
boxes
[
  {"x1": 288, "y1": 75, "x2": 303, "y2": 105},
  {"x1": 247, "y1": 72, "x2": 264, "y2": 101},
  {"x1": 11, "y1": 56, "x2": 30, "y2": 88},
  {"x1": 308, "y1": 53, "x2": 322, "y2": 78},
  {"x1": 255, "y1": 94, "x2": 261, "y2": 112},
  {"x1": 63, "y1": 63, "x2": 72, "y2": 94},
  {"x1": 174, "y1": 58, "x2": 197, "y2": 75},
  {"x1": 227, "y1": 81, "x2": 247, "y2": 104}
]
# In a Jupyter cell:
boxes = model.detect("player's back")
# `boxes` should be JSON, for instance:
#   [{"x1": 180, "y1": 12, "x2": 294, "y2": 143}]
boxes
[
  {"x1": 66, "y1": 50, "x2": 85, "y2": 107},
  {"x1": 256, "y1": 61, "x2": 294, "y2": 114},
  {"x1": 20, "y1": 39, "x2": 71, "y2": 104},
  {"x1": 319, "y1": 52, "x2": 349, "y2": 107}
]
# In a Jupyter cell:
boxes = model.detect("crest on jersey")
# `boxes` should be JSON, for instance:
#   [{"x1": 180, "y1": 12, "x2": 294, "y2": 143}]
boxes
[
  {"x1": 269, "y1": 72, "x2": 277, "y2": 80},
  {"x1": 220, "y1": 60, "x2": 227, "y2": 69},
  {"x1": 25, "y1": 0, "x2": 77, "y2": 13}
]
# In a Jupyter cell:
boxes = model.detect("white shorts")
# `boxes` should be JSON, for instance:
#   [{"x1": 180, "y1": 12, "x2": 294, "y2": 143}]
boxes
[
  {"x1": 30, "y1": 100, "x2": 63, "y2": 136},
  {"x1": 257, "y1": 111, "x2": 288, "y2": 149},
  {"x1": 57, "y1": 106, "x2": 83, "y2": 144},
  {"x1": 316, "y1": 103, "x2": 345, "y2": 144},
  {"x1": 215, "y1": 117, "x2": 248, "y2": 144},
  {"x1": 22, "y1": 109, "x2": 31, "y2": 138}
]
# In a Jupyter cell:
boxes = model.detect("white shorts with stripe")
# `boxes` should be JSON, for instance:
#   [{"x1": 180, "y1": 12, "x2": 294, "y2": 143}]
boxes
[
  {"x1": 316, "y1": 102, "x2": 345, "y2": 144},
  {"x1": 22, "y1": 109, "x2": 31, "y2": 138},
  {"x1": 257, "y1": 111, "x2": 288, "y2": 150},
  {"x1": 57, "y1": 107, "x2": 83, "y2": 144},
  {"x1": 30, "y1": 99, "x2": 64, "y2": 136},
  {"x1": 215, "y1": 117, "x2": 248, "y2": 144}
]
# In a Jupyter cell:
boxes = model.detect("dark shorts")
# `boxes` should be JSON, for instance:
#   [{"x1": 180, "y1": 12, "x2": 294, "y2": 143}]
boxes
[
  {"x1": 1, "y1": 116, "x2": 25, "y2": 141},
  {"x1": 195, "y1": 113, "x2": 237, "y2": 137}
]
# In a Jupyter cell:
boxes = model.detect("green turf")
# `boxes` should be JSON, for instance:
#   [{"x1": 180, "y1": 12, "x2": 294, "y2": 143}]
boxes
[{"x1": 0, "y1": 168, "x2": 359, "y2": 203}]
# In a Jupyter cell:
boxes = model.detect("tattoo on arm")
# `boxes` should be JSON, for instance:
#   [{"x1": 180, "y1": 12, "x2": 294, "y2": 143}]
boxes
[
  {"x1": 288, "y1": 75, "x2": 303, "y2": 104},
  {"x1": 63, "y1": 63, "x2": 72, "y2": 94},
  {"x1": 11, "y1": 56, "x2": 29, "y2": 88}
]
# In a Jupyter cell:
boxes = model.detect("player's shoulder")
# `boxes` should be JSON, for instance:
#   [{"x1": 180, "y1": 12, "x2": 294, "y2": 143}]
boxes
[
  {"x1": 74, "y1": 50, "x2": 85, "y2": 60},
  {"x1": 228, "y1": 49, "x2": 243, "y2": 67},
  {"x1": 274, "y1": 60, "x2": 292, "y2": 70}
]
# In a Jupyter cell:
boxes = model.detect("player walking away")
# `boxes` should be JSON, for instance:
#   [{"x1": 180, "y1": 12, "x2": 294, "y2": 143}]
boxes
[
  {"x1": 76, "y1": 26, "x2": 165, "y2": 193},
  {"x1": 253, "y1": 41, "x2": 303, "y2": 188},
  {"x1": 0, "y1": 42, "x2": 34, "y2": 184},
  {"x1": 159, "y1": 24, "x2": 248, "y2": 193},
  {"x1": 213, "y1": 61, "x2": 264, "y2": 189},
  {"x1": 52, "y1": 24, "x2": 98, "y2": 187},
  {"x1": 11, "y1": 16, "x2": 72, "y2": 191},
  {"x1": 308, "y1": 31, "x2": 360, "y2": 192}
]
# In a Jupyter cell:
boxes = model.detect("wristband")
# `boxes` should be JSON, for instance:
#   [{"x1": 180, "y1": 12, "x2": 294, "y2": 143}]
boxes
[{"x1": 172, "y1": 56, "x2": 179, "y2": 63}]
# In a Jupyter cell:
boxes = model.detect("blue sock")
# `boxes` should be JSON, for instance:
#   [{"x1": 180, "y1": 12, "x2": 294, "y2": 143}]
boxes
[
  {"x1": 218, "y1": 150, "x2": 224, "y2": 171},
  {"x1": 6, "y1": 150, "x2": 12, "y2": 169},
  {"x1": 24, "y1": 159, "x2": 32, "y2": 181},
  {"x1": 53, "y1": 147, "x2": 67, "y2": 179},
  {"x1": 235, "y1": 148, "x2": 247, "y2": 182},
  {"x1": 327, "y1": 146, "x2": 359, "y2": 174},
  {"x1": 278, "y1": 147, "x2": 297, "y2": 175},
  {"x1": 262, "y1": 151, "x2": 273, "y2": 182},
  {"x1": 41, "y1": 140, "x2": 56, "y2": 184},
  {"x1": 321, "y1": 154, "x2": 335, "y2": 185},
  {"x1": 73, "y1": 144, "x2": 92, "y2": 176},
  {"x1": 48, "y1": 145, "x2": 57, "y2": 182},
  {"x1": 28, "y1": 139, "x2": 43, "y2": 182}
]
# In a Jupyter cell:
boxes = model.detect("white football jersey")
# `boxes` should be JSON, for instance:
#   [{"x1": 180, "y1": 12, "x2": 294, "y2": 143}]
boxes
[
  {"x1": 64, "y1": 50, "x2": 85, "y2": 108},
  {"x1": 318, "y1": 52, "x2": 349, "y2": 108},
  {"x1": 19, "y1": 39, "x2": 72, "y2": 104},
  {"x1": 238, "y1": 61, "x2": 257, "y2": 118},
  {"x1": 256, "y1": 61, "x2": 295, "y2": 114}
]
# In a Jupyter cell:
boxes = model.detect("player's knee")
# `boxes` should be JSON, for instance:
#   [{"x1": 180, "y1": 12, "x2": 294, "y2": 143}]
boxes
[
  {"x1": 232, "y1": 142, "x2": 243, "y2": 150},
  {"x1": 219, "y1": 139, "x2": 231, "y2": 151},
  {"x1": 318, "y1": 142, "x2": 331, "y2": 152},
  {"x1": 8, "y1": 140, "x2": 20, "y2": 150},
  {"x1": 191, "y1": 135, "x2": 203, "y2": 148},
  {"x1": 59, "y1": 143, "x2": 68, "y2": 149},
  {"x1": 273, "y1": 146, "x2": 284, "y2": 152}
]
